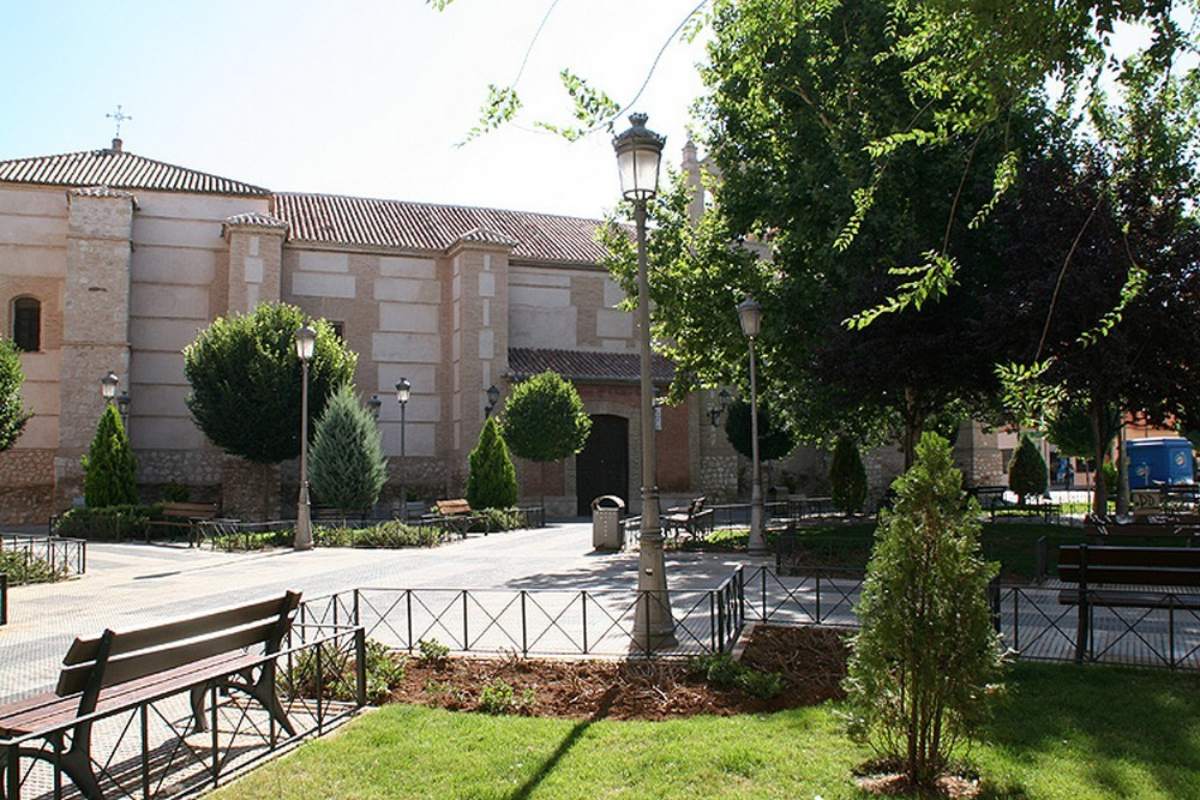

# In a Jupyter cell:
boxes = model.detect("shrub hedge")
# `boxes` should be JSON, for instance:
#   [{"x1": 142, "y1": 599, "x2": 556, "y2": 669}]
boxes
[
  {"x1": 315, "y1": 522, "x2": 442, "y2": 549},
  {"x1": 0, "y1": 550, "x2": 68, "y2": 585},
  {"x1": 52, "y1": 504, "x2": 164, "y2": 541}
]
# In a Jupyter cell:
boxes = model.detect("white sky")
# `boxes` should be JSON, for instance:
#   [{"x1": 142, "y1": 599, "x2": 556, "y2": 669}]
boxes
[{"x1": 0, "y1": 0, "x2": 708, "y2": 220}]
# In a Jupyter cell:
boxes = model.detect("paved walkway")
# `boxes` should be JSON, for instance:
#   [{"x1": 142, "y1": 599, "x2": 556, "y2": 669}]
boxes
[{"x1": 0, "y1": 523, "x2": 767, "y2": 702}]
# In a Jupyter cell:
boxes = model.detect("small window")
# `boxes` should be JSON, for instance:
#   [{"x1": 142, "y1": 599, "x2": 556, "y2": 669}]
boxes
[
  {"x1": 329, "y1": 320, "x2": 345, "y2": 340},
  {"x1": 12, "y1": 297, "x2": 40, "y2": 352}
]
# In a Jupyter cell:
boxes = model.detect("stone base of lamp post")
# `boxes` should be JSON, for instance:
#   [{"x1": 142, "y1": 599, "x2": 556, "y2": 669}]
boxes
[
  {"x1": 634, "y1": 487, "x2": 676, "y2": 650},
  {"x1": 747, "y1": 485, "x2": 768, "y2": 554},
  {"x1": 294, "y1": 483, "x2": 314, "y2": 551}
]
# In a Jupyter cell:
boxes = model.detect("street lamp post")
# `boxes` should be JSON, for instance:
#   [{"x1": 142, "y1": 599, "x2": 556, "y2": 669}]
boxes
[
  {"x1": 116, "y1": 390, "x2": 131, "y2": 431},
  {"x1": 100, "y1": 371, "x2": 119, "y2": 404},
  {"x1": 709, "y1": 388, "x2": 731, "y2": 428},
  {"x1": 396, "y1": 378, "x2": 411, "y2": 520},
  {"x1": 367, "y1": 395, "x2": 382, "y2": 421},
  {"x1": 484, "y1": 384, "x2": 500, "y2": 418},
  {"x1": 738, "y1": 296, "x2": 767, "y2": 553},
  {"x1": 294, "y1": 325, "x2": 316, "y2": 551},
  {"x1": 614, "y1": 112, "x2": 675, "y2": 648}
]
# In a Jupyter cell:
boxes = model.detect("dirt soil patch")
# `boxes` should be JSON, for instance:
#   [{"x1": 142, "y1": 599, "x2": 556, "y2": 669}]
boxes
[
  {"x1": 387, "y1": 624, "x2": 849, "y2": 720},
  {"x1": 854, "y1": 759, "x2": 983, "y2": 799}
]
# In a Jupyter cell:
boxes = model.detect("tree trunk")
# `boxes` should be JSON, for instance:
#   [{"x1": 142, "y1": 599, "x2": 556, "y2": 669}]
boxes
[
  {"x1": 1090, "y1": 398, "x2": 1108, "y2": 517},
  {"x1": 1117, "y1": 422, "x2": 1131, "y2": 516},
  {"x1": 901, "y1": 387, "x2": 926, "y2": 470}
]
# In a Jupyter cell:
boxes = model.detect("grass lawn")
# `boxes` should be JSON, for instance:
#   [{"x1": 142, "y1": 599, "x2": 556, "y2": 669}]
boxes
[{"x1": 211, "y1": 662, "x2": 1200, "y2": 799}]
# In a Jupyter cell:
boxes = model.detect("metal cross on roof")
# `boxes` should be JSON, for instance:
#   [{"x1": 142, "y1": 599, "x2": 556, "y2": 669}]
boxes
[{"x1": 106, "y1": 104, "x2": 132, "y2": 138}]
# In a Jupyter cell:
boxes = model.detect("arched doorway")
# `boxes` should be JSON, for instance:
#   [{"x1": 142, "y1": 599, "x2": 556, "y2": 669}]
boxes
[{"x1": 576, "y1": 414, "x2": 629, "y2": 516}]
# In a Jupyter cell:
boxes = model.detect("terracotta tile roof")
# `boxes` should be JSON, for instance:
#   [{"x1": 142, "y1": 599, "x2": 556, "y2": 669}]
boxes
[
  {"x1": 508, "y1": 347, "x2": 674, "y2": 384},
  {"x1": 273, "y1": 192, "x2": 611, "y2": 264},
  {"x1": 0, "y1": 147, "x2": 270, "y2": 196}
]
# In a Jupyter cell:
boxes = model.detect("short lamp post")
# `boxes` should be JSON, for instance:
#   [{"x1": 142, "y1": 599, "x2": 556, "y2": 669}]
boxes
[
  {"x1": 484, "y1": 384, "x2": 500, "y2": 418},
  {"x1": 294, "y1": 325, "x2": 316, "y2": 552},
  {"x1": 614, "y1": 111, "x2": 675, "y2": 648},
  {"x1": 738, "y1": 296, "x2": 767, "y2": 554},
  {"x1": 396, "y1": 378, "x2": 411, "y2": 520}
]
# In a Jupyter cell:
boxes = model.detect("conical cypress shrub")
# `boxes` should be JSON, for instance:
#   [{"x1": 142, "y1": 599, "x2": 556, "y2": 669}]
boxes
[
  {"x1": 1008, "y1": 434, "x2": 1047, "y2": 504},
  {"x1": 466, "y1": 417, "x2": 519, "y2": 510},
  {"x1": 82, "y1": 404, "x2": 138, "y2": 507},
  {"x1": 830, "y1": 436, "x2": 867, "y2": 513},
  {"x1": 844, "y1": 432, "x2": 1002, "y2": 787},
  {"x1": 308, "y1": 385, "x2": 387, "y2": 513}
]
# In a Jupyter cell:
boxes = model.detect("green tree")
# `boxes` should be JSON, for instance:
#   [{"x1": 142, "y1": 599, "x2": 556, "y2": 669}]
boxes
[
  {"x1": 1008, "y1": 435, "x2": 1048, "y2": 504},
  {"x1": 308, "y1": 385, "x2": 387, "y2": 513},
  {"x1": 599, "y1": 0, "x2": 1027, "y2": 468},
  {"x1": 829, "y1": 437, "x2": 867, "y2": 514},
  {"x1": 183, "y1": 303, "x2": 356, "y2": 464},
  {"x1": 82, "y1": 404, "x2": 138, "y2": 508},
  {"x1": 466, "y1": 417, "x2": 518, "y2": 510},
  {"x1": 501, "y1": 371, "x2": 592, "y2": 507},
  {"x1": 723, "y1": 399, "x2": 795, "y2": 463},
  {"x1": 844, "y1": 432, "x2": 1002, "y2": 789},
  {"x1": 0, "y1": 338, "x2": 30, "y2": 453},
  {"x1": 984, "y1": 67, "x2": 1200, "y2": 514},
  {"x1": 1047, "y1": 401, "x2": 1119, "y2": 461}
]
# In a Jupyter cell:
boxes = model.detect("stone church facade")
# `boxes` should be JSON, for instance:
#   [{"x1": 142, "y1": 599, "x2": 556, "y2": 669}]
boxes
[
  {"x1": 0, "y1": 138, "x2": 1005, "y2": 524},
  {"x1": 0, "y1": 138, "x2": 757, "y2": 523}
]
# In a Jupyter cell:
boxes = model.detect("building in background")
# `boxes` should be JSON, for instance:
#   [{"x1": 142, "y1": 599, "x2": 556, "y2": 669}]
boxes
[{"x1": 0, "y1": 138, "x2": 750, "y2": 522}]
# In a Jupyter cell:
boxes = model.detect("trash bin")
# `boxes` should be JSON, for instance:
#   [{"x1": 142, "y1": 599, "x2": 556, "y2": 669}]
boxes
[{"x1": 591, "y1": 495, "x2": 625, "y2": 550}]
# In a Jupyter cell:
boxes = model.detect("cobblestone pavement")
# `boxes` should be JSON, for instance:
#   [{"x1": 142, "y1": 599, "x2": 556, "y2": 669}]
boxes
[{"x1": 0, "y1": 523, "x2": 768, "y2": 703}]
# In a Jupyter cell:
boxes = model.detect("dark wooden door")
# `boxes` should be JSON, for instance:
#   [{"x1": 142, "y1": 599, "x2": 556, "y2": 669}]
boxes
[{"x1": 576, "y1": 414, "x2": 629, "y2": 516}]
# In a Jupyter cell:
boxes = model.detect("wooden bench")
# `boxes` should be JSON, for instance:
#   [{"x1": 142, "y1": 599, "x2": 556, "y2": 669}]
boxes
[
  {"x1": 1084, "y1": 514, "x2": 1198, "y2": 539},
  {"x1": 1057, "y1": 544, "x2": 1200, "y2": 663},
  {"x1": 993, "y1": 500, "x2": 1060, "y2": 523},
  {"x1": 0, "y1": 591, "x2": 301, "y2": 799},
  {"x1": 149, "y1": 501, "x2": 220, "y2": 546},
  {"x1": 423, "y1": 498, "x2": 474, "y2": 538},
  {"x1": 664, "y1": 497, "x2": 714, "y2": 541},
  {"x1": 969, "y1": 485, "x2": 1008, "y2": 512},
  {"x1": 435, "y1": 499, "x2": 471, "y2": 517}
]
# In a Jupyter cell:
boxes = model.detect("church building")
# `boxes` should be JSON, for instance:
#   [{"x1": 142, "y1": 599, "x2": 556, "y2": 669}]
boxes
[{"x1": 0, "y1": 138, "x2": 747, "y2": 523}]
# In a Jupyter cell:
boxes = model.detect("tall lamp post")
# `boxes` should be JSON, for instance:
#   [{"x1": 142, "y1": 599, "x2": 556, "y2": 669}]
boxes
[
  {"x1": 738, "y1": 296, "x2": 767, "y2": 553},
  {"x1": 396, "y1": 378, "x2": 411, "y2": 520},
  {"x1": 294, "y1": 325, "x2": 316, "y2": 551},
  {"x1": 614, "y1": 112, "x2": 675, "y2": 648}
]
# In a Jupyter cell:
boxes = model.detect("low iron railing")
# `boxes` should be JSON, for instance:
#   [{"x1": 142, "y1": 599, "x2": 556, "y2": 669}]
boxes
[
  {"x1": 301, "y1": 568, "x2": 748, "y2": 660},
  {"x1": 0, "y1": 535, "x2": 87, "y2": 581},
  {"x1": 0, "y1": 624, "x2": 366, "y2": 800},
  {"x1": 306, "y1": 554, "x2": 1197, "y2": 672},
  {"x1": 292, "y1": 561, "x2": 1200, "y2": 670}
]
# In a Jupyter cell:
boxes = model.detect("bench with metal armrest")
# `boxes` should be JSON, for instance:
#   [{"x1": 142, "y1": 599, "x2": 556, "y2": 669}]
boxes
[{"x1": 0, "y1": 591, "x2": 301, "y2": 799}]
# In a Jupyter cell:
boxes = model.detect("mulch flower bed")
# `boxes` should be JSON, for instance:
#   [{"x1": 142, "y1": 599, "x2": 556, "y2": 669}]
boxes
[{"x1": 386, "y1": 624, "x2": 850, "y2": 720}]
